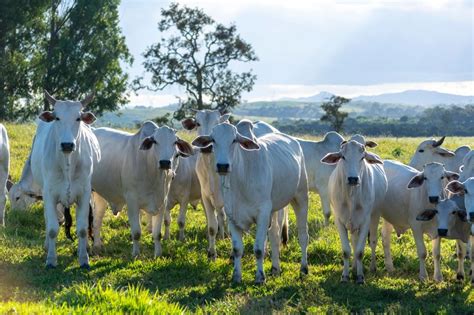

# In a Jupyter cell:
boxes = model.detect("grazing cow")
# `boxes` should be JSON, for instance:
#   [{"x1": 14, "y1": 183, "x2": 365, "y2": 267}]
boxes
[
  {"x1": 30, "y1": 91, "x2": 99, "y2": 268},
  {"x1": 416, "y1": 197, "x2": 471, "y2": 282},
  {"x1": 322, "y1": 140, "x2": 387, "y2": 284},
  {"x1": 9, "y1": 151, "x2": 41, "y2": 211},
  {"x1": 90, "y1": 122, "x2": 193, "y2": 257},
  {"x1": 409, "y1": 137, "x2": 470, "y2": 172},
  {"x1": 0, "y1": 124, "x2": 9, "y2": 226},
  {"x1": 181, "y1": 110, "x2": 230, "y2": 260},
  {"x1": 378, "y1": 161, "x2": 459, "y2": 281},
  {"x1": 193, "y1": 123, "x2": 309, "y2": 284}
]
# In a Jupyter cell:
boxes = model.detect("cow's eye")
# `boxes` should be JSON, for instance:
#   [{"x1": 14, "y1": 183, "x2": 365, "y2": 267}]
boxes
[
  {"x1": 15, "y1": 197, "x2": 20, "y2": 201},
  {"x1": 341, "y1": 156, "x2": 346, "y2": 160},
  {"x1": 55, "y1": 117, "x2": 60, "y2": 121},
  {"x1": 418, "y1": 149, "x2": 424, "y2": 153},
  {"x1": 465, "y1": 189, "x2": 469, "y2": 194},
  {"x1": 76, "y1": 117, "x2": 81, "y2": 121},
  {"x1": 423, "y1": 177, "x2": 427, "y2": 180},
  {"x1": 441, "y1": 176, "x2": 444, "y2": 179},
  {"x1": 196, "y1": 122, "x2": 201, "y2": 127}
]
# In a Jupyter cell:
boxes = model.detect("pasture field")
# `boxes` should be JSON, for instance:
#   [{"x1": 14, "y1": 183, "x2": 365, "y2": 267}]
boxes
[{"x1": 0, "y1": 123, "x2": 474, "y2": 313}]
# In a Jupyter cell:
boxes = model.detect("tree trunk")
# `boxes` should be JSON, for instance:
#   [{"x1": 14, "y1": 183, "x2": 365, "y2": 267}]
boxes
[
  {"x1": 196, "y1": 68, "x2": 203, "y2": 109},
  {"x1": 43, "y1": 0, "x2": 57, "y2": 111},
  {"x1": 0, "y1": 36, "x2": 7, "y2": 120}
]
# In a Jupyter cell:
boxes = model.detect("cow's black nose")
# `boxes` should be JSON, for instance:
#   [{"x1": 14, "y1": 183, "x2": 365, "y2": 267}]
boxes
[
  {"x1": 61, "y1": 142, "x2": 75, "y2": 152},
  {"x1": 217, "y1": 163, "x2": 230, "y2": 174},
  {"x1": 469, "y1": 212, "x2": 474, "y2": 223},
  {"x1": 159, "y1": 160, "x2": 171, "y2": 170},
  {"x1": 429, "y1": 196, "x2": 439, "y2": 204},
  {"x1": 347, "y1": 177, "x2": 359, "y2": 186},
  {"x1": 438, "y1": 228, "x2": 448, "y2": 237}
]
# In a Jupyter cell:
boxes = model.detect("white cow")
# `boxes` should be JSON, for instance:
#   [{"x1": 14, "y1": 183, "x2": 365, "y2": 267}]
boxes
[
  {"x1": 90, "y1": 122, "x2": 194, "y2": 257},
  {"x1": 459, "y1": 150, "x2": 474, "y2": 181},
  {"x1": 30, "y1": 91, "x2": 99, "y2": 268},
  {"x1": 9, "y1": 151, "x2": 41, "y2": 211},
  {"x1": 322, "y1": 140, "x2": 387, "y2": 284},
  {"x1": 192, "y1": 123, "x2": 309, "y2": 284},
  {"x1": 409, "y1": 137, "x2": 470, "y2": 172},
  {"x1": 181, "y1": 110, "x2": 230, "y2": 260},
  {"x1": 0, "y1": 124, "x2": 9, "y2": 226},
  {"x1": 378, "y1": 161, "x2": 459, "y2": 281}
]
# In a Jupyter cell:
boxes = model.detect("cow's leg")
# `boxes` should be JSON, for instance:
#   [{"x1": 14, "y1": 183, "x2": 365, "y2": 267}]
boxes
[
  {"x1": 177, "y1": 201, "x2": 187, "y2": 241},
  {"x1": 432, "y1": 237, "x2": 442, "y2": 282},
  {"x1": 412, "y1": 226, "x2": 428, "y2": 281},
  {"x1": 369, "y1": 213, "x2": 380, "y2": 272},
  {"x1": 350, "y1": 232, "x2": 359, "y2": 275},
  {"x1": 92, "y1": 194, "x2": 107, "y2": 254},
  {"x1": 44, "y1": 194, "x2": 59, "y2": 268},
  {"x1": 319, "y1": 188, "x2": 332, "y2": 226},
  {"x1": 217, "y1": 206, "x2": 226, "y2": 239},
  {"x1": 381, "y1": 220, "x2": 395, "y2": 272},
  {"x1": 291, "y1": 195, "x2": 309, "y2": 276},
  {"x1": 76, "y1": 192, "x2": 91, "y2": 269},
  {"x1": 228, "y1": 221, "x2": 244, "y2": 283},
  {"x1": 145, "y1": 212, "x2": 153, "y2": 235},
  {"x1": 456, "y1": 240, "x2": 466, "y2": 281},
  {"x1": 255, "y1": 204, "x2": 272, "y2": 284},
  {"x1": 268, "y1": 210, "x2": 281, "y2": 276},
  {"x1": 470, "y1": 234, "x2": 474, "y2": 285},
  {"x1": 202, "y1": 196, "x2": 218, "y2": 260},
  {"x1": 152, "y1": 208, "x2": 165, "y2": 257},
  {"x1": 126, "y1": 200, "x2": 141, "y2": 258},
  {"x1": 0, "y1": 187, "x2": 6, "y2": 227},
  {"x1": 335, "y1": 218, "x2": 351, "y2": 282},
  {"x1": 163, "y1": 206, "x2": 171, "y2": 240},
  {"x1": 353, "y1": 220, "x2": 370, "y2": 284}
]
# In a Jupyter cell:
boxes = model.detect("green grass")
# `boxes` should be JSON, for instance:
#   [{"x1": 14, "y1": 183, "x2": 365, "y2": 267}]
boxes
[{"x1": 1, "y1": 123, "x2": 474, "y2": 313}]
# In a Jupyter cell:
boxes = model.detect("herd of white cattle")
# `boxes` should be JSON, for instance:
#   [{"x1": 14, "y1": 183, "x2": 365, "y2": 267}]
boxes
[{"x1": 1, "y1": 91, "x2": 474, "y2": 285}]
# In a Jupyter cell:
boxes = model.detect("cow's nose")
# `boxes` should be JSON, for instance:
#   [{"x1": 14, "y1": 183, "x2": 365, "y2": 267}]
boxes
[
  {"x1": 438, "y1": 228, "x2": 448, "y2": 237},
  {"x1": 347, "y1": 177, "x2": 359, "y2": 186},
  {"x1": 61, "y1": 142, "x2": 75, "y2": 153},
  {"x1": 216, "y1": 163, "x2": 230, "y2": 174},
  {"x1": 159, "y1": 160, "x2": 171, "y2": 170},
  {"x1": 429, "y1": 196, "x2": 439, "y2": 204},
  {"x1": 469, "y1": 212, "x2": 474, "y2": 223}
]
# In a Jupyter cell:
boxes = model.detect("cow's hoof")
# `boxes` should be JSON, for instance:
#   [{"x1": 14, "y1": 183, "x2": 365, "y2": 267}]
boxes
[
  {"x1": 207, "y1": 250, "x2": 216, "y2": 261},
  {"x1": 340, "y1": 275, "x2": 350, "y2": 283},
  {"x1": 45, "y1": 263, "x2": 56, "y2": 269},
  {"x1": 255, "y1": 271, "x2": 266, "y2": 285},
  {"x1": 80, "y1": 263, "x2": 90, "y2": 270},
  {"x1": 434, "y1": 275, "x2": 443, "y2": 283},
  {"x1": 370, "y1": 264, "x2": 377, "y2": 273},
  {"x1": 355, "y1": 275, "x2": 365, "y2": 285},
  {"x1": 271, "y1": 266, "x2": 281, "y2": 276},
  {"x1": 456, "y1": 273, "x2": 464, "y2": 281},
  {"x1": 300, "y1": 265, "x2": 309, "y2": 275},
  {"x1": 232, "y1": 272, "x2": 242, "y2": 284}
]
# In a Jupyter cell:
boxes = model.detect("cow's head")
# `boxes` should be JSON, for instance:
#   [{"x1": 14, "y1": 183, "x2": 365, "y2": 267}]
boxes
[
  {"x1": 321, "y1": 140, "x2": 383, "y2": 186},
  {"x1": 8, "y1": 183, "x2": 37, "y2": 210},
  {"x1": 409, "y1": 137, "x2": 455, "y2": 170},
  {"x1": 39, "y1": 90, "x2": 96, "y2": 154},
  {"x1": 182, "y1": 109, "x2": 230, "y2": 135},
  {"x1": 140, "y1": 125, "x2": 194, "y2": 171},
  {"x1": 416, "y1": 199, "x2": 467, "y2": 238},
  {"x1": 408, "y1": 162, "x2": 458, "y2": 205},
  {"x1": 349, "y1": 134, "x2": 378, "y2": 148},
  {"x1": 446, "y1": 178, "x2": 474, "y2": 223},
  {"x1": 192, "y1": 122, "x2": 259, "y2": 175}
]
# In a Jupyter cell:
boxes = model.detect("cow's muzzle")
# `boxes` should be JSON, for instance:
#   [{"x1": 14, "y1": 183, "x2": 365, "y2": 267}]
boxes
[
  {"x1": 469, "y1": 212, "x2": 474, "y2": 223},
  {"x1": 216, "y1": 163, "x2": 230, "y2": 174},
  {"x1": 347, "y1": 177, "x2": 359, "y2": 186},
  {"x1": 61, "y1": 142, "x2": 75, "y2": 153},
  {"x1": 429, "y1": 196, "x2": 439, "y2": 204},
  {"x1": 437, "y1": 228, "x2": 448, "y2": 237},
  {"x1": 159, "y1": 160, "x2": 171, "y2": 170}
]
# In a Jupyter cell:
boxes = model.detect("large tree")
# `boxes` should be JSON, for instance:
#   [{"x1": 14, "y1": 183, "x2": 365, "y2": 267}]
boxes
[
  {"x1": 136, "y1": 2, "x2": 258, "y2": 121},
  {"x1": 320, "y1": 95, "x2": 350, "y2": 133}
]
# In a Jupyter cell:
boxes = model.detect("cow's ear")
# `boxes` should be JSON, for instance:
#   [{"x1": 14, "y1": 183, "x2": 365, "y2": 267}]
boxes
[
  {"x1": 220, "y1": 113, "x2": 231, "y2": 123},
  {"x1": 181, "y1": 118, "x2": 197, "y2": 130},
  {"x1": 140, "y1": 136, "x2": 156, "y2": 150},
  {"x1": 39, "y1": 111, "x2": 56, "y2": 122},
  {"x1": 408, "y1": 173, "x2": 425, "y2": 188},
  {"x1": 455, "y1": 210, "x2": 468, "y2": 222},
  {"x1": 236, "y1": 133, "x2": 259, "y2": 151},
  {"x1": 176, "y1": 138, "x2": 194, "y2": 157},
  {"x1": 81, "y1": 112, "x2": 96, "y2": 124},
  {"x1": 446, "y1": 180, "x2": 465, "y2": 195},
  {"x1": 434, "y1": 147, "x2": 455, "y2": 157},
  {"x1": 416, "y1": 209, "x2": 438, "y2": 221},
  {"x1": 321, "y1": 152, "x2": 342, "y2": 164},
  {"x1": 444, "y1": 171, "x2": 459, "y2": 181},
  {"x1": 364, "y1": 152, "x2": 383, "y2": 164},
  {"x1": 365, "y1": 140, "x2": 378, "y2": 148},
  {"x1": 192, "y1": 135, "x2": 213, "y2": 148}
]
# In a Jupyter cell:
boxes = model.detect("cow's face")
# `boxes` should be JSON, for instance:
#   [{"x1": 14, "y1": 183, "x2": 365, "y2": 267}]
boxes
[
  {"x1": 416, "y1": 199, "x2": 466, "y2": 237},
  {"x1": 181, "y1": 110, "x2": 230, "y2": 136},
  {"x1": 321, "y1": 140, "x2": 383, "y2": 186},
  {"x1": 139, "y1": 126, "x2": 194, "y2": 171},
  {"x1": 192, "y1": 123, "x2": 259, "y2": 175},
  {"x1": 409, "y1": 137, "x2": 455, "y2": 170},
  {"x1": 8, "y1": 184, "x2": 36, "y2": 210},
  {"x1": 446, "y1": 178, "x2": 474, "y2": 223},
  {"x1": 408, "y1": 162, "x2": 459, "y2": 204},
  {"x1": 39, "y1": 91, "x2": 96, "y2": 154}
]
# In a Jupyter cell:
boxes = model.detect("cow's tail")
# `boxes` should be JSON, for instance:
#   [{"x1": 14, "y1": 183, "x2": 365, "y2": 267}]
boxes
[
  {"x1": 64, "y1": 207, "x2": 74, "y2": 241},
  {"x1": 281, "y1": 207, "x2": 289, "y2": 246},
  {"x1": 88, "y1": 202, "x2": 94, "y2": 241}
]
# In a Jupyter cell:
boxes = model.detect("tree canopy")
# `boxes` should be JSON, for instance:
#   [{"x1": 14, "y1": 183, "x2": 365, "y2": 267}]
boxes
[{"x1": 320, "y1": 96, "x2": 350, "y2": 132}]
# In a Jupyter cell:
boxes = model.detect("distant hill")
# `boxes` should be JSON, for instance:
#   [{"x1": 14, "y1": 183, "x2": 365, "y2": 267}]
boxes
[
  {"x1": 352, "y1": 90, "x2": 473, "y2": 106},
  {"x1": 280, "y1": 91, "x2": 334, "y2": 102}
]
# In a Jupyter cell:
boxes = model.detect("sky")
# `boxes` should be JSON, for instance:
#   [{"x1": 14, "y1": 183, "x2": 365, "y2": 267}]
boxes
[{"x1": 119, "y1": 0, "x2": 474, "y2": 106}]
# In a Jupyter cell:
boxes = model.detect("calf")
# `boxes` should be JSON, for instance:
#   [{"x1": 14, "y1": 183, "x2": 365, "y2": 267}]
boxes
[
  {"x1": 322, "y1": 140, "x2": 387, "y2": 284},
  {"x1": 193, "y1": 123, "x2": 309, "y2": 284},
  {"x1": 30, "y1": 91, "x2": 99, "y2": 268}
]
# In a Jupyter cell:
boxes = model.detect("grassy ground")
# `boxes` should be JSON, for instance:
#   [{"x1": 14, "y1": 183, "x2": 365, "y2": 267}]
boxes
[{"x1": 0, "y1": 123, "x2": 473, "y2": 313}]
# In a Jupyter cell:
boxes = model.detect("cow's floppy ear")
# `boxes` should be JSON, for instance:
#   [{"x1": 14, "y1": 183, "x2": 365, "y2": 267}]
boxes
[
  {"x1": 220, "y1": 113, "x2": 231, "y2": 123},
  {"x1": 408, "y1": 172, "x2": 425, "y2": 188},
  {"x1": 39, "y1": 111, "x2": 56, "y2": 122},
  {"x1": 44, "y1": 90, "x2": 56, "y2": 106},
  {"x1": 446, "y1": 180, "x2": 465, "y2": 195},
  {"x1": 80, "y1": 112, "x2": 96, "y2": 124},
  {"x1": 455, "y1": 210, "x2": 468, "y2": 222},
  {"x1": 236, "y1": 133, "x2": 259, "y2": 151},
  {"x1": 321, "y1": 152, "x2": 342, "y2": 164},
  {"x1": 176, "y1": 138, "x2": 194, "y2": 157},
  {"x1": 364, "y1": 152, "x2": 383, "y2": 164},
  {"x1": 365, "y1": 140, "x2": 378, "y2": 148},
  {"x1": 416, "y1": 209, "x2": 438, "y2": 221},
  {"x1": 444, "y1": 171, "x2": 459, "y2": 181},
  {"x1": 434, "y1": 146, "x2": 455, "y2": 157},
  {"x1": 181, "y1": 118, "x2": 197, "y2": 130},
  {"x1": 192, "y1": 135, "x2": 213, "y2": 148},
  {"x1": 140, "y1": 136, "x2": 156, "y2": 150}
]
